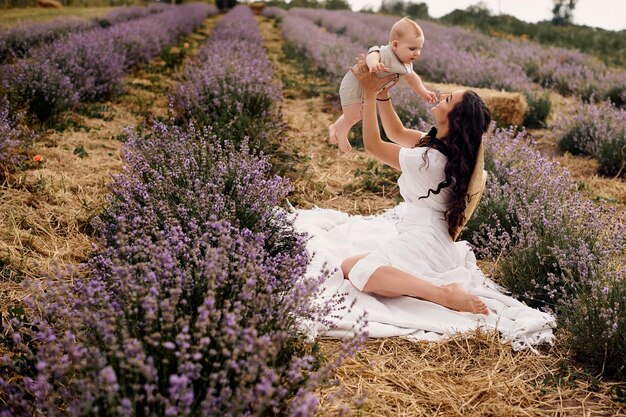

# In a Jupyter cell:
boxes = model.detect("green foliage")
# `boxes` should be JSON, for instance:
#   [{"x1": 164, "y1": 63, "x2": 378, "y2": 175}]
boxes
[
  {"x1": 286, "y1": 0, "x2": 322, "y2": 9},
  {"x1": 558, "y1": 129, "x2": 586, "y2": 155},
  {"x1": 354, "y1": 159, "x2": 399, "y2": 195},
  {"x1": 612, "y1": 385, "x2": 626, "y2": 405},
  {"x1": 159, "y1": 44, "x2": 188, "y2": 72},
  {"x1": 439, "y1": 9, "x2": 626, "y2": 68},
  {"x1": 216, "y1": 0, "x2": 238, "y2": 11},
  {"x1": 379, "y1": 0, "x2": 429, "y2": 18},
  {"x1": 73, "y1": 144, "x2": 89, "y2": 158},
  {"x1": 542, "y1": 360, "x2": 600, "y2": 391},
  {"x1": 566, "y1": 278, "x2": 626, "y2": 379},
  {"x1": 523, "y1": 91, "x2": 552, "y2": 128},
  {"x1": 551, "y1": 0, "x2": 577, "y2": 26},
  {"x1": 497, "y1": 228, "x2": 597, "y2": 309},
  {"x1": 324, "y1": 0, "x2": 350, "y2": 10},
  {"x1": 0, "y1": 304, "x2": 38, "y2": 382},
  {"x1": 595, "y1": 132, "x2": 626, "y2": 177}
]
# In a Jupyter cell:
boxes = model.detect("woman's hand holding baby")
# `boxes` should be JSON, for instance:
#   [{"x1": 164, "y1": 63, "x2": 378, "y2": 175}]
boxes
[
  {"x1": 369, "y1": 61, "x2": 389, "y2": 73},
  {"x1": 350, "y1": 54, "x2": 398, "y2": 97}
]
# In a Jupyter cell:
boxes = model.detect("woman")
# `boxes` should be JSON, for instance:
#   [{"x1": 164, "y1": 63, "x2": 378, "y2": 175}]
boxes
[{"x1": 340, "y1": 55, "x2": 492, "y2": 315}]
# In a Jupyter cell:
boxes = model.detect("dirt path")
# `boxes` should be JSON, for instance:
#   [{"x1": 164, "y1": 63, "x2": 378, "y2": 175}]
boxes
[
  {"x1": 257, "y1": 15, "x2": 625, "y2": 417},
  {"x1": 0, "y1": 16, "x2": 220, "y2": 316}
]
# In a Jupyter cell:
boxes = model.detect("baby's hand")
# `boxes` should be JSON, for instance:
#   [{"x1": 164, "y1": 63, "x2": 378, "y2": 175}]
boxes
[
  {"x1": 422, "y1": 90, "x2": 437, "y2": 103},
  {"x1": 368, "y1": 62, "x2": 389, "y2": 73}
]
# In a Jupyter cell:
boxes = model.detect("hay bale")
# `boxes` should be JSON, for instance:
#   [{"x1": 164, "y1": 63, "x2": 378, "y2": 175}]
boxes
[
  {"x1": 249, "y1": 2, "x2": 266, "y2": 15},
  {"x1": 37, "y1": 0, "x2": 62, "y2": 8},
  {"x1": 427, "y1": 81, "x2": 528, "y2": 127}
]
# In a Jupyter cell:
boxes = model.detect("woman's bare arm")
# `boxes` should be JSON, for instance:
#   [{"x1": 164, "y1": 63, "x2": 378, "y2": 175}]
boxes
[
  {"x1": 347, "y1": 58, "x2": 403, "y2": 170},
  {"x1": 376, "y1": 89, "x2": 426, "y2": 148}
]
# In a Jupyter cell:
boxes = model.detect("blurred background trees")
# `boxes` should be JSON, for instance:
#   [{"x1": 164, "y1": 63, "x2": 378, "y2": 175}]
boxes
[{"x1": 551, "y1": 0, "x2": 577, "y2": 25}]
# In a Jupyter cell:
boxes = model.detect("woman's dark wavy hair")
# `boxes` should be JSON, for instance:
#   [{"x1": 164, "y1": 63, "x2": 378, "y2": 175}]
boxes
[{"x1": 419, "y1": 90, "x2": 491, "y2": 238}]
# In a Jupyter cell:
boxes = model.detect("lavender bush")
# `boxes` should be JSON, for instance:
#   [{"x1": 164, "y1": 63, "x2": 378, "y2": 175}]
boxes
[
  {"x1": 285, "y1": 8, "x2": 626, "y2": 129},
  {"x1": 0, "y1": 99, "x2": 27, "y2": 175},
  {"x1": 0, "y1": 5, "x2": 171, "y2": 64},
  {"x1": 0, "y1": 59, "x2": 79, "y2": 122},
  {"x1": 110, "y1": 3, "x2": 214, "y2": 69},
  {"x1": 566, "y1": 272, "x2": 626, "y2": 378},
  {"x1": 1, "y1": 3, "x2": 215, "y2": 122},
  {"x1": 0, "y1": 17, "x2": 92, "y2": 63},
  {"x1": 261, "y1": 6, "x2": 288, "y2": 20},
  {"x1": 95, "y1": 4, "x2": 171, "y2": 28},
  {"x1": 556, "y1": 99, "x2": 626, "y2": 177},
  {"x1": 174, "y1": 6, "x2": 284, "y2": 155},
  {"x1": 0, "y1": 121, "x2": 340, "y2": 416},
  {"x1": 0, "y1": 7, "x2": 359, "y2": 413},
  {"x1": 461, "y1": 128, "x2": 625, "y2": 378},
  {"x1": 280, "y1": 13, "x2": 363, "y2": 80},
  {"x1": 332, "y1": 9, "x2": 625, "y2": 104}
]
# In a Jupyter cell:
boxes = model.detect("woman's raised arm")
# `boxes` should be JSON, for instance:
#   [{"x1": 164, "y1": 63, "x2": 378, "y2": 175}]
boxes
[
  {"x1": 351, "y1": 57, "x2": 403, "y2": 170},
  {"x1": 376, "y1": 90, "x2": 426, "y2": 148}
]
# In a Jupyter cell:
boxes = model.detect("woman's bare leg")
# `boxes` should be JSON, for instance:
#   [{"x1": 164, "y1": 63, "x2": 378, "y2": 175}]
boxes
[
  {"x1": 341, "y1": 253, "x2": 368, "y2": 279},
  {"x1": 363, "y1": 266, "x2": 488, "y2": 315}
]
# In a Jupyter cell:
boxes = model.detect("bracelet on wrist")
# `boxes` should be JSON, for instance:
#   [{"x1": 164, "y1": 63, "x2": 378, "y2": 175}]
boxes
[{"x1": 376, "y1": 96, "x2": 391, "y2": 102}]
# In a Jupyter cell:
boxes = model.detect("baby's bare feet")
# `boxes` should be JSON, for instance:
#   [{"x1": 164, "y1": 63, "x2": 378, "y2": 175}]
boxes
[
  {"x1": 328, "y1": 124, "x2": 338, "y2": 144},
  {"x1": 441, "y1": 283, "x2": 488, "y2": 315},
  {"x1": 336, "y1": 133, "x2": 352, "y2": 153}
]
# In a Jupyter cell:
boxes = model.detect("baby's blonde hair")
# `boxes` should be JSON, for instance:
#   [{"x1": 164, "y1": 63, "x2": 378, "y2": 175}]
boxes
[{"x1": 389, "y1": 17, "x2": 423, "y2": 43}]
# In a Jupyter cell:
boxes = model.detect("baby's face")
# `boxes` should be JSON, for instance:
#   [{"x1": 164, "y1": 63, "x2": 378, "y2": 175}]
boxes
[{"x1": 392, "y1": 36, "x2": 424, "y2": 65}]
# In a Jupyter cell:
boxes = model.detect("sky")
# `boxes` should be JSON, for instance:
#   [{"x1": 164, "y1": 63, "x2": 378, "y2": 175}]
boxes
[{"x1": 346, "y1": 0, "x2": 626, "y2": 31}]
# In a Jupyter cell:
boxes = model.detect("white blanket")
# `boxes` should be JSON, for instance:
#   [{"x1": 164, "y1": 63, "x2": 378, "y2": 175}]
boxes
[{"x1": 293, "y1": 203, "x2": 556, "y2": 351}]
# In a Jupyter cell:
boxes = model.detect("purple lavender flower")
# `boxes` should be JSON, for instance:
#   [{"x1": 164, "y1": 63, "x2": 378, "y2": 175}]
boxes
[
  {"x1": 0, "y1": 8, "x2": 360, "y2": 416},
  {"x1": 459, "y1": 127, "x2": 625, "y2": 378},
  {"x1": 1, "y1": 3, "x2": 216, "y2": 121},
  {"x1": 284, "y1": 8, "x2": 625, "y2": 122},
  {"x1": 555, "y1": 99, "x2": 626, "y2": 176},
  {"x1": 0, "y1": 5, "x2": 176, "y2": 64},
  {"x1": 0, "y1": 99, "x2": 26, "y2": 173}
]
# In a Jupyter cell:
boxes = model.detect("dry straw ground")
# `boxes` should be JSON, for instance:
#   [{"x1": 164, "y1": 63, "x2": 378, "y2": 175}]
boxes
[
  {"x1": 0, "y1": 7, "x2": 113, "y2": 26},
  {"x1": 0, "y1": 10, "x2": 623, "y2": 416},
  {"x1": 257, "y1": 16, "x2": 625, "y2": 417}
]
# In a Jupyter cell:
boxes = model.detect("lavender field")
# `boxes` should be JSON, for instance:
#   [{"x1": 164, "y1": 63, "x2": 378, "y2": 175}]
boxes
[{"x1": 0, "y1": 5, "x2": 624, "y2": 416}]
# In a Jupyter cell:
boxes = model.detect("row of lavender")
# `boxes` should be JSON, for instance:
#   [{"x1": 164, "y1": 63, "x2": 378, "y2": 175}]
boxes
[
  {"x1": 555, "y1": 101, "x2": 626, "y2": 177},
  {"x1": 271, "y1": 8, "x2": 626, "y2": 378},
  {"x1": 0, "y1": 4, "x2": 172, "y2": 64},
  {"x1": 290, "y1": 8, "x2": 625, "y2": 106},
  {"x1": 464, "y1": 130, "x2": 625, "y2": 377},
  {"x1": 0, "y1": 2, "x2": 216, "y2": 123},
  {"x1": 277, "y1": 8, "x2": 625, "y2": 177},
  {"x1": 0, "y1": 6, "x2": 341, "y2": 416}
]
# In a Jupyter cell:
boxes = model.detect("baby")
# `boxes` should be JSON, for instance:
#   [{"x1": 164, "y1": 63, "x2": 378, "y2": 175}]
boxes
[{"x1": 329, "y1": 17, "x2": 437, "y2": 152}]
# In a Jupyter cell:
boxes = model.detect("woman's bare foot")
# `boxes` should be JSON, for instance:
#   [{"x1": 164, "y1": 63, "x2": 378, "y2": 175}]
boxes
[
  {"x1": 440, "y1": 283, "x2": 488, "y2": 315},
  {"x1": 328, "y1": 124, "x2": 338, "y2": 144}
]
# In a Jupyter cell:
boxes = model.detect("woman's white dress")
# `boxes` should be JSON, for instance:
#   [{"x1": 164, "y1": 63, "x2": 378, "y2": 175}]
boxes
[{"x1": 294, "y1": 146, "x2": 556, "y2": 350}]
